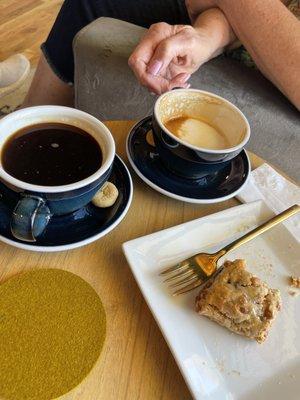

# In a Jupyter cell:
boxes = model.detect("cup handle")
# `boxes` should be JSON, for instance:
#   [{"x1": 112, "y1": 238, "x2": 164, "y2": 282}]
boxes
[
  {"x1": 11, "y1": 195, "x2": 52, "y2": 242},
  {"x1": 161, "y1": 131, "x2": 179, "y2": 148}
]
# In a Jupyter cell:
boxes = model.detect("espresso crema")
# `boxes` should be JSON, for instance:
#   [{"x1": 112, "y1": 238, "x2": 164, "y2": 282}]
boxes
[{"x1": 164, "y1": 116, "x2": 230, "y2": 150}]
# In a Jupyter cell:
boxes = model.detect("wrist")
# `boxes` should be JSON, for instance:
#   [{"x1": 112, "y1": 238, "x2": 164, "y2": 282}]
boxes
[
  {"x1": 193, "y1": 8, "x2": 236, "y2": 55},
  {"x1": 194, "y1": 27, "x2": 224, "y2": 59}
]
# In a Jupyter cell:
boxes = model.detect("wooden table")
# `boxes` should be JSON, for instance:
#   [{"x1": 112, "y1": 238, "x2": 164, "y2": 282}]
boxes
[{"x1": 0, "y1": 121, "x2": 266, "y2": 400}]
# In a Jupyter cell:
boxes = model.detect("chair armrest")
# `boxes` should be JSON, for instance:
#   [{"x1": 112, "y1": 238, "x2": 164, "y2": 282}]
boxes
[{"x1": 73, "y1": 17, "x2": 154, "y2": 120}]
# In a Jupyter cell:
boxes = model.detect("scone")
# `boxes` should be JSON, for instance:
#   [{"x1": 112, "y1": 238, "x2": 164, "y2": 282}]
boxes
[{"x1": 195, "y1": 259, "x2": 281, "y2": 343}]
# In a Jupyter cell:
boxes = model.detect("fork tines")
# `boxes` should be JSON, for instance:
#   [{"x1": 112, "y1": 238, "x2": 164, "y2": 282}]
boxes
[{"x1": 160, "y1": 259, "x2": 203, "y2": 296}]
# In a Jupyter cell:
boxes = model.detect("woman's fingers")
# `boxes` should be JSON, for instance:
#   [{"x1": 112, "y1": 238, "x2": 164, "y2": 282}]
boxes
[
  {"x1": 132, "y1": 67, "x2": 190, "y2": 95},
  {"x1": 129, "y1": 23, "x2": 195, "y2": 93},
  {"x1": 168, "y1": 72, "x2": 191, "y2": 91},
  {"x1": 137, "y1": 71, "x2": 190, "y2": 95},
  {"x1": 146, "y1": 38, "x2": 176, "y2": 77},
  {"x1": 128, "y1": 23, "x2": 173, "y2": 84},
  {"x1": 146, "y1": 27, "x2": 195, "y2": 77},
  {"x1": 130, "y1": 60, "x2": 171, "y2": 94}
]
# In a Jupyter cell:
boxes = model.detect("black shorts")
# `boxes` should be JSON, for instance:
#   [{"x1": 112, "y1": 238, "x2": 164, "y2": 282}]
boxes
[{"x1": 42, "y1": 0, "x2": 190, "y2": 84}]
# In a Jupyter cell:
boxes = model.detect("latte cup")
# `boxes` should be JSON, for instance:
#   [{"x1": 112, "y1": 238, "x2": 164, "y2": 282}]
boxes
[
  {"x1": 152, "y1": 89, "x2": 250, "y2": 179},
  {"x1": 0, "y1": 106, "x2": 115, "y2": 242}
]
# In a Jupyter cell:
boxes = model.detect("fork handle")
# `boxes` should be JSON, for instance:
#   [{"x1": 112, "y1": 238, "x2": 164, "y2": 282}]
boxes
[{"x1": 222, "y1": 204, "x2": 300, "y2": 255}]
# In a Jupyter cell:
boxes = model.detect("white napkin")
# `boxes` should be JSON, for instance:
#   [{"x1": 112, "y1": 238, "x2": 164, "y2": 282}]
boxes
[{"x1": 237, "y1": 163, "x2": 300, "y2": 241}]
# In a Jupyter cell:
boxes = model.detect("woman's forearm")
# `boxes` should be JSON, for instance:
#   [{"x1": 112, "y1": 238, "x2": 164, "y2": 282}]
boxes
[{"x1": 217, "y1": 0, "x2": 300, "y2": 109}]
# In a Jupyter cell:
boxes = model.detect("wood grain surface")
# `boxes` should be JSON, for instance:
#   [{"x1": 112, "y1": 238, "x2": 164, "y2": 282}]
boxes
[
  {"x1": 0, "y1": 0, "x2": 63, "y2": 66},
  {"x1": 0, "y1": 121, "x2": 265, "y2": 400}
]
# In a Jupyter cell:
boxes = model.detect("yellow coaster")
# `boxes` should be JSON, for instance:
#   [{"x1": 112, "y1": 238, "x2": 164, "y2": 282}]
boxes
[{"x1": 0, "y1": 269, "x2": 106, "y2": 400}]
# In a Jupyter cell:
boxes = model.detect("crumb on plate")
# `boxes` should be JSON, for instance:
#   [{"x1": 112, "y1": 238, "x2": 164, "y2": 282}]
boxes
[{"x1": 290, "y1": 276, "x2": 300, "y2": 288}]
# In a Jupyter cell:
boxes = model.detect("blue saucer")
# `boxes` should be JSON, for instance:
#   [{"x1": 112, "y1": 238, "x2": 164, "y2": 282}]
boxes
[
  {"x1": 0, "y1": 155, "x2": 132, "y2": 251},
  {"x1": 126, "y1": 117, "x2": 250, "y2": 204}
]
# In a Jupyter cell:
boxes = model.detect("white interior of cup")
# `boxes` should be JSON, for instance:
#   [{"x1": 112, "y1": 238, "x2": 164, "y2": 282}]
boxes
[
  {"x1": 154, "y1": 89, "x2": 250, "y2": 153},
  {"x1": 0, "y1": 106, "x2": 115, "y2": 192}
]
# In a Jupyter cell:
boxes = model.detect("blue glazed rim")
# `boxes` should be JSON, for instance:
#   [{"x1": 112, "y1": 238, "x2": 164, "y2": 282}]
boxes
[
  {"x1": 126, "y1": 117, "x2": 250, "y2": 204},
  {"x1": 0, "y1": 155, "x2": 133, "y2": 251}
]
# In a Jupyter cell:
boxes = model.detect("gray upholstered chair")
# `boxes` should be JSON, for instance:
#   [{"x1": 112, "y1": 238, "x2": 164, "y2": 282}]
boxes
[{"x1": 73, "y1": 17, "x2": 300, "y2": 181}]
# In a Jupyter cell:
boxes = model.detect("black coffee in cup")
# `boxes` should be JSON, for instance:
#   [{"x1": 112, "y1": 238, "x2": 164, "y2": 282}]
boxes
[{"x1": 1, "y1": 122, "x2": 102, "y2": 186}]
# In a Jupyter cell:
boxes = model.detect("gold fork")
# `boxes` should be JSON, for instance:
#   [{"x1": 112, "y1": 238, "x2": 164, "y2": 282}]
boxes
[{"x1": 160, "y1": 204, "x2": 300, "y2": 296}]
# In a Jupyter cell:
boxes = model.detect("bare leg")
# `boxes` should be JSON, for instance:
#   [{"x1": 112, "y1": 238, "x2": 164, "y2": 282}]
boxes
[{"x1": 23, "y1": 55, "x2": 74, "y2": 108}]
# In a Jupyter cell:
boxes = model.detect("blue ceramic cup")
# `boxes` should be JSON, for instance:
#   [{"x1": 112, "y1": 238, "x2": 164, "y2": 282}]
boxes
[
  {"x1": 0, "y1": 106, "x2": 115, "y2": 242},
  {"x1": 152, "y1": 89, "x2": 250, "y2": 179}
]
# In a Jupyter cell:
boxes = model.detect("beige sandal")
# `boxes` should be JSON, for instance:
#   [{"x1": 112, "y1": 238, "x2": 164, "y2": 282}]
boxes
[{"x1": 0, "y1": 54, "x2": 30, "y2": 99}]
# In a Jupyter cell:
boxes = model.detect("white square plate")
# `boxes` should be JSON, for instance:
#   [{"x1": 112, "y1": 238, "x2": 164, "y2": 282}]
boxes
[{"x1": 122, "y1": 201, "x2": 300, "y2": 400}]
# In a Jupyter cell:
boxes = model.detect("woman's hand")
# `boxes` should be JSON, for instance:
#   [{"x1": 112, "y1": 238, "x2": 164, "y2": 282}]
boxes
[{"x1": 128, "y1": 14, "x2": 228, "y2": 94}]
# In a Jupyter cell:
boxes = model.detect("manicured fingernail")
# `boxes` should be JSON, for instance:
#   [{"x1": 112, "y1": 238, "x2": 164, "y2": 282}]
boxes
[
  {"x1": 182, "y1": 74, "x2": 191, "y2": 83},
  {"x1": 147, "y1": 60, "x2": 163, "y2": 76}
]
